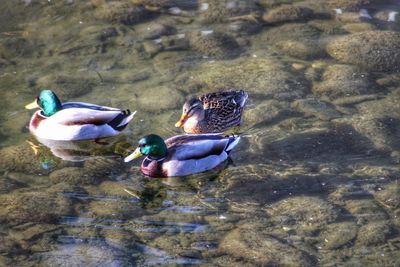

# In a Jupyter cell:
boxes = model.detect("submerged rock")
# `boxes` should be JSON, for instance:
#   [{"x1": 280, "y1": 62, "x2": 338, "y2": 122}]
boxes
[
  {"x1": 292, "y1": 98, "x2": 341, "y2": 120},
  {"x1": 326, "y1": 31, "x2": 400, "y2": 72},
  {"x1": 152, "y1": 51, "x2": 194, "y2": 76},
  {"x1": 326, "y1": 0, "x2": 384, "y2": 11},
  {"x1": 220, "y1": 226, "x2": 315, "y2": 266},
  {"x1": 320, "y1": 222, "x2": 358, "y2": 249},
  {"x1": 187, "y1": 58, "x2": 310, "y2": 100},
  {"x1": 188, "y1": 30, "x2": 241, "y2": 59},
  {"x1": 93, "y1": 1, "x2": 150, "y2": 25},
  {"x1": 134, "y1": 22, "x2": 176, "y2": 40},
  {"x1": 52, "y1": 25, "x2": 120, "y2": 56},
  {"x1": 376, "y1": 73, "x2": 400, "y2": 89},
  {"x1": 198, "y1": 0, "x2": 261, "y2": 24},
  {"x1": 275, "y1": 39, "x2": 327, "y2": 60},
  {"x1": 49, "y1": 157, "x2": 123, "y2": 185},
  {"x1": 264, "y1": 124, "x2": 374, "y2": 161},
  {"x1": 50, "y1": 167, "x2": 102, "y2": 186},
  {"x1": 130, "y1": 85, "x2": 184, "y2": 112},
  {"x1": 341, "y1": 22, "x2": 377, "y2": 33},
  {"x1": 260, "y1": 23, "x2": 326, "y2": 60},
  {"x1": 0, "y1": 192, "x2": 73, "y2": 224},
  {"x1": 89, "y1": 199, "x2": 144, "y2": 219},
  {"x1": 34, "y1": 73, "x2": 95, "y2": 98},
  {"x1": 304, "y1": 63, "x2": 325, "y2": 81},
  {"x1": 0, "y1": 143, "x2": 52, "y2": 175},
  {"x1": 356, "y1": 88, "x2": 400, "y2": 117},
  {"x1": 244, "y1": 99, "x2": 291, "y2": 127},
  {"x1": 373, "y1": 10, "x2": 400, "y2": 31},
  {"x1": 131, "y1": 0, "x2": 197, "y2": 14},
  {"x1": 141, "y1": 33, "x2": 189, "y2": 57},
  {"x1": 0, "y1": 235, "x2": 22, "y2": 257},
  {"x1": 351, "y1": 116, "x2": 400, "y2": 153},
  {"x1": 0, "y1": 176, "x2": 26, "y2": 194},
  {"x1": 39, "y1": 235, "x2": 134, "y2": 266},
  {"x1": 263, "y1": 5, "x2": 314, "y2": 24},
  {"x1": 374, "y1": 183, "x2": 400, "y2": 210},
  {"x1": 308, "y1": 19, "x2": 347, "y2": 35},
  {"x1": 356, "y1": 222, "x2": 392, "y2": 246},
  {"x1": 349, "y1": 91, "x2": 400, "y2": 154},
  {"x1": 268, "y1": 196, "x2": 339, "y2": 226},
  {"x1": 260, "y1": 22, "x2": 321, "y2": 41},
  {"x1": 219, "y1": 165, "x2": 328, "y2": 206},
  {"x1": 0, "y1": 37, "x2": 36, "y2": 60},
  {"x1": 345, "y1": 199, "x2": 388, "y2": 222},
  {"x1": 258, "y1": 0, "x2": 303, "y2": 8},
  {"x1": 227, "y1": 20, "x2": 262, "y2": 35},
  {"x1": 11, "y1": 223, "x2": 62, "y2": 251},
  {"x1": 98, "y1": 180, "x2": 138, "y2": 198},
  {"x1": 312, "y1": 64, "x2": 378, "y2": 99}
]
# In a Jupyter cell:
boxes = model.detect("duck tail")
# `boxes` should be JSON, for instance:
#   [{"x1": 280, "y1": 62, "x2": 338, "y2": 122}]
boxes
[
  {"x1": 108, "y1": 109, "x2": 136, "y2": 131},
  {"x1": 236, "y1": 90, "x2": 248, "y2": 107},
  {"x1": 225, "y1": 135, "x2": 241, "y2": 153}
]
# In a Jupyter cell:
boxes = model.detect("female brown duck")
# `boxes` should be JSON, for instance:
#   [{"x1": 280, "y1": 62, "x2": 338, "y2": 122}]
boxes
[{"x1": 175, "y1": 90, "x2": 248, "y2": 134}]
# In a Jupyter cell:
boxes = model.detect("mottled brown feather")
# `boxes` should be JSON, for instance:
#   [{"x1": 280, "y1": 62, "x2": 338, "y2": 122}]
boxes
[{"x1": 197, "y1": 90, "x2": 248, "y2": 133}]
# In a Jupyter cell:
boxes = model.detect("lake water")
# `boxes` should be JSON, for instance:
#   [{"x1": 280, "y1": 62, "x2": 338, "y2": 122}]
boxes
[{"x1": 0, "y1": 0, "x2": 399, "y2": 266}]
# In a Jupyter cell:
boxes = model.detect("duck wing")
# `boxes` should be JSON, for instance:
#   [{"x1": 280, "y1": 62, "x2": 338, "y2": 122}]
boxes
[
  {"x1": 165, "y1": 134, "x2": 240, "y2": 161},
  {"x1": 199, "y1": 90, "x2": 248, "y2": 110},
  {"x1": 49, "y1": 102, "x2": 135, "y2": 129},
  {"x1": 200, "y1": 90, "x2": 248, "y2": 131}
]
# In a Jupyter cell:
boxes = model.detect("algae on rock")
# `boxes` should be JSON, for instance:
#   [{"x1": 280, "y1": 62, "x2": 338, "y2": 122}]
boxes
[
  {"x1": 326, "y1": 31, "x2": 400, "y2": 72},
  {"x1": 186, "y1": 58, "x2": 310, "y2": 100}
]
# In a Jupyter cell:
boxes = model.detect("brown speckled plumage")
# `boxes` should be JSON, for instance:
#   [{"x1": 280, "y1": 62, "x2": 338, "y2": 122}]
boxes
[{"x1": 177, "y1": 90, "x2": 248, "y2": 134}]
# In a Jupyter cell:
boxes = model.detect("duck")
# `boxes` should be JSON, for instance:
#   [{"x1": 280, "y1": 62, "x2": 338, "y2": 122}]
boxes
[
  {"x1": 25, "y1": 89, "x2": 136, "y2": 141},
  {"x1": 124, "y1": 133, "x2": 240, "y2": 177},
  {"x1": 175, "y1": 90, "x2": 248, "y2": 134}
]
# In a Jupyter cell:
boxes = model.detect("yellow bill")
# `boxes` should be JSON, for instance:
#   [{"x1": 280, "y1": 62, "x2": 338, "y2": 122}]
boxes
[
  {"x1": 124, "y1": 147, "x2": 142, "y2": 162},
  {"x1": 175, "y1": 113, "x2": 189, "y2": 128},
  {"x1": 25, "y1": 99, "x2": 39, "y2": 109}
]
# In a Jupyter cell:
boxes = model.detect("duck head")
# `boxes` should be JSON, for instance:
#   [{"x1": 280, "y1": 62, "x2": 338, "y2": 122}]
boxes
[
  {"x1": 124, "y1": 134, "x2": 168, "y2": 162},
  {"x1": 175, "y1": 98, "x2": 203, "y2": 128},
  {"x1": 25, "y1": 89, "x2": 62, "y2": 117}
]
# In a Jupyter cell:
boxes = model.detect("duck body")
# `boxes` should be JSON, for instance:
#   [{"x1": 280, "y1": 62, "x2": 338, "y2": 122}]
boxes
[
  {"x1": 26, "y1": 90, "x2": 135, "y2": 141},
  {"x1": 175, "y1": 90, "x2": 248, "y2": 134},
  {"x1": 125, "y1": 134, "x2": 240, "y2": 178}
]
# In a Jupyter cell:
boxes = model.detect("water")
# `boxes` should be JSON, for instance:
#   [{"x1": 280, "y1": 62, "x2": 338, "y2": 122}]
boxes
[{"x1": 0, "y1": 0, "x2": 400, "y2": 266}]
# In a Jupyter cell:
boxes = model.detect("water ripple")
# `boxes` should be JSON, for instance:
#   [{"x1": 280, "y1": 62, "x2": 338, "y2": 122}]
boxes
[{"x1": 59, "y1": 216, "x2": 207, "y2": 233}]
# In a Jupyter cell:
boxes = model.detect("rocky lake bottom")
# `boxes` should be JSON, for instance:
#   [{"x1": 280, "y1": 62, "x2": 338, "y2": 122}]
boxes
[{"x1": 0, "y1": 0, "x2": 400, "y2": 266}]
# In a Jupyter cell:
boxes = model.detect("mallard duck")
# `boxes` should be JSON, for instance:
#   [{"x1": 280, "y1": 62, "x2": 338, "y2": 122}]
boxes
[
  {"x1": 25, "y1": 89, "x2": 136, "y2": 141},
  {"x1": 175, "y1": 90, "x2": 248, "y2": 134},
  {"x1": 124, "y1": 134, "x2": 240, "y2": 177}
]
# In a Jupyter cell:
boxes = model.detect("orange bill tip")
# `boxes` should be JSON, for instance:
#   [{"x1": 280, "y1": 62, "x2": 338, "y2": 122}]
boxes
[{"x1": 175, "y1": 113, "x2": 188, "y2": 128}]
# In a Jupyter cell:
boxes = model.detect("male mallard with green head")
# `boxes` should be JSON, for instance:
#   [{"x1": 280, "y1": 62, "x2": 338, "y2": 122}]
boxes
[
  {"x1": 25, "y1": 89, "x2": 136, "y2": 141},
  {"x1": 175, "y1": 90, "x2": 248, "y2": 134},
  {"x1": 124, "y1": 134, "x2": 240, "y2": 177}
]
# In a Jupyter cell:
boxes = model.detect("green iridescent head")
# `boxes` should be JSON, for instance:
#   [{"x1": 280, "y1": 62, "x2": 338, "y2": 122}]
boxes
[
  {"x1": 124, "y1": 134, "x2": 168, "y2": 162},
  {"x1": 25, "y1": 89, "x2": 62, "y2": 117}
]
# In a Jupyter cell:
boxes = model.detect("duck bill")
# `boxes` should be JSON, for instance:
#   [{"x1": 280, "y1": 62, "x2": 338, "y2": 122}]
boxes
[
  {"x1": 124, "y1": 147, "x2": 142, "y2": 162},
  {"x1": 25, "y1": 99, "x2": 39, "y2": 109},
  {"x1": 175, "y1": 113, "x2": 189, "y2": 128}
]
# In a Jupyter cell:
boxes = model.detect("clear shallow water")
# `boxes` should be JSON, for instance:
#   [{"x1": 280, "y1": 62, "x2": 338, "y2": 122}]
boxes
[{"x1": 0, "y1": 0, "x2": 400, "y2": 266}]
